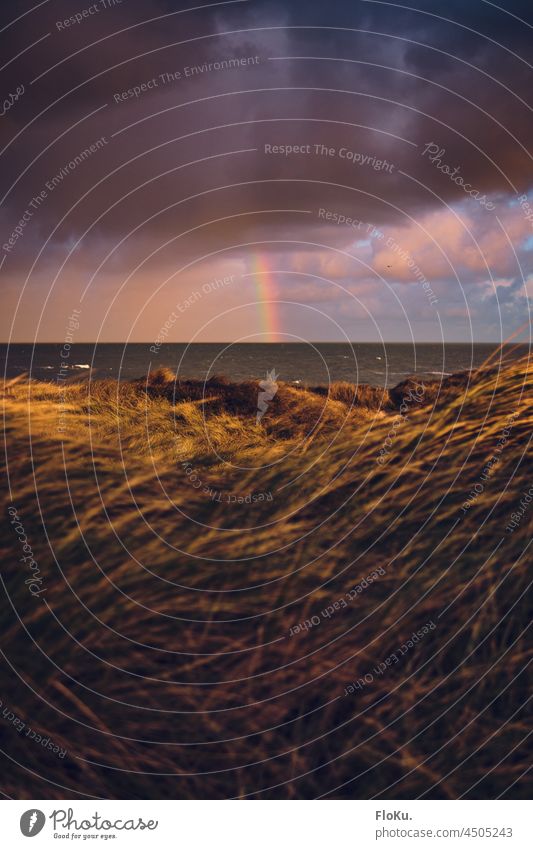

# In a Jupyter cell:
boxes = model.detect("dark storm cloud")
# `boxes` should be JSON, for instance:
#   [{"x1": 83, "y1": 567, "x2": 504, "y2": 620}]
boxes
[{"x1": 0, "y1": 0, "x2": 531, "y2": 276}]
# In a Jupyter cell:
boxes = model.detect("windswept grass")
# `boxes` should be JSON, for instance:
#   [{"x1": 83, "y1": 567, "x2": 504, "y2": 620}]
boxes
[{"x1": 0, "y1": 357, "x2": 531, "y2": 799}]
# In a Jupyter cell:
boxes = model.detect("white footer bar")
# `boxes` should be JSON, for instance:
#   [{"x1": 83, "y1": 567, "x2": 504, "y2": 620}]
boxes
[{"x1": 2, "y1": 799, "x2": 529, "y2": 848}]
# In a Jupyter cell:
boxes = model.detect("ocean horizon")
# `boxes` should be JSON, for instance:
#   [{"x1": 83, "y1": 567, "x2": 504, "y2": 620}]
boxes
[{"x1": 1, "y1": 342, "x2": 529, "y2": 387}]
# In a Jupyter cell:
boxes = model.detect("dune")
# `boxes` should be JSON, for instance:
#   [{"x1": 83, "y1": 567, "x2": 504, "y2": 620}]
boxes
[{"x1": 0, "y1": 357, "x2": 530, "y2": 799}]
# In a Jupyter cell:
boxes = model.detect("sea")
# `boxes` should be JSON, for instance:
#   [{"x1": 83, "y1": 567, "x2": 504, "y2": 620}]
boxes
[{"x1": 1, "y1": 343, "x2": 529, "y2": 388}]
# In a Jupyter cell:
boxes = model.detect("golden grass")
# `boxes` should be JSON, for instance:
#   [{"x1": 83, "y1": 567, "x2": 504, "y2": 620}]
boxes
[{"x1": 0, "y1": 357, "x2": 531, "y2": 799}]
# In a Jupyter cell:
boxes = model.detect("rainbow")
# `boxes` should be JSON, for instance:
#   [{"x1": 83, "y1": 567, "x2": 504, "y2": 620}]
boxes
[{"x1": 248, "y1": 256, "x2": 281, "y2": 341}]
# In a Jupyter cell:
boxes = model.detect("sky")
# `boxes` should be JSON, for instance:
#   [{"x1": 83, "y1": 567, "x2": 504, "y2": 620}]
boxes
[{"x1": 1, "y1": 0, "x2": 532, "y2": 344}]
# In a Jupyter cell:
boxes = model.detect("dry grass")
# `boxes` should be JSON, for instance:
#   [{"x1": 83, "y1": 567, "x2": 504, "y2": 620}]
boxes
[{"x1": 0, "y1": 357, "x2": 531, "y2": 799}]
